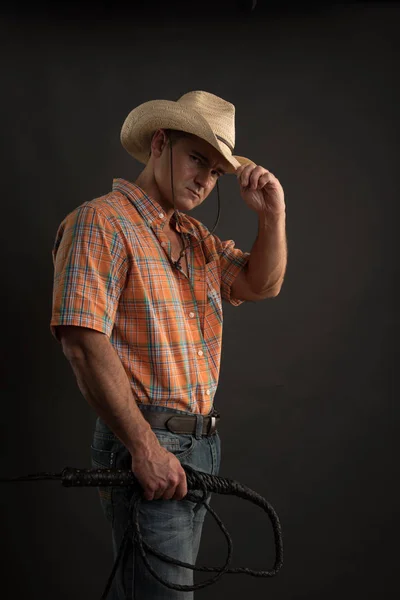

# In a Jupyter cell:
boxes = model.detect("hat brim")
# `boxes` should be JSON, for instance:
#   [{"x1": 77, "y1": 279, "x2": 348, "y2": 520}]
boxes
[{"x1": 120, "y1": 99, "x2": 253, "y2": 174}]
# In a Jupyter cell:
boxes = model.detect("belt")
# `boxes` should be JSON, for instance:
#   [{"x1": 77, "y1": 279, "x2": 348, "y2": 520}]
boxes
[{"x1": 140, "y1": 410, "x2": 220, "y2": 436}]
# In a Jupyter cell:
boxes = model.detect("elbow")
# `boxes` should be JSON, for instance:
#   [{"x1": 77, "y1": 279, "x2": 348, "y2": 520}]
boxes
[
  {"x1": 266, "y1": 285, "x2": 282, "y2": 298},
  {"x1": 257, "y1": 281, "x2": 284, "y2": 300}
]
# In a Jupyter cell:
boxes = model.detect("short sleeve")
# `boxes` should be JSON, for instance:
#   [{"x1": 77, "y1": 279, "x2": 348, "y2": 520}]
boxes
[
  {"x1": 212, "y1": 234, "x2": 250, "y2": 306},
  {"x1": 50, "y1": 203, "x2": 128, "y2": 341}
]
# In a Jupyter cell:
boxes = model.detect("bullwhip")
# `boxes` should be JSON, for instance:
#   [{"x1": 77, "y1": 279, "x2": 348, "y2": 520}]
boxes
[{"x1": 1, "y1": 463, "x2": 283, "y2": 598}]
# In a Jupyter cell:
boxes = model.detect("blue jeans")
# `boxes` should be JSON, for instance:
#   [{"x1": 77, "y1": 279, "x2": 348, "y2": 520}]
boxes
[{"x1": 90, "y1": 404, "x2": 221, "y2": 599}]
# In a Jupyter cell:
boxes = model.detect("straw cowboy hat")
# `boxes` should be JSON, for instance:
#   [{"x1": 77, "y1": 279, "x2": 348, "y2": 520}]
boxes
[{"x1": 120, "y1": 90, "x2": 255, "y2": 174}]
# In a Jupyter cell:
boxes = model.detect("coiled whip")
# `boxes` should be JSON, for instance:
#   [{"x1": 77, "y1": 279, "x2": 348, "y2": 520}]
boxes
[{"x1": 1, "y1": 463, "x2": 283, "y2": 598}]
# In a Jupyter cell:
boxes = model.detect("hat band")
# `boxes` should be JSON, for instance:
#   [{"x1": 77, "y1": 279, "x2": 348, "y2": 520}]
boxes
[{"x1": 216, "y1": 134, "x2": 234, "y2": 153}]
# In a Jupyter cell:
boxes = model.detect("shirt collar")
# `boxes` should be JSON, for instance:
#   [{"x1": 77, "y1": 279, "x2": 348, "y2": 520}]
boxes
[{"x1": 112, "y1": 178, "x2": 195, "y2": 236}]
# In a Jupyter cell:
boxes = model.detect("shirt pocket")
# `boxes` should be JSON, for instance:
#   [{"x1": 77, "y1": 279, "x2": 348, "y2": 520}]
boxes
[{"x1": 205, "y1": 260, "x2": 223, "y2": 326}]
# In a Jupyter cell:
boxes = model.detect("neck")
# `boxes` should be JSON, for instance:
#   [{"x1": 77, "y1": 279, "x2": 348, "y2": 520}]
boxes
[{"x1": 135, "y1": 168, "x2": 175, "y2": 226}]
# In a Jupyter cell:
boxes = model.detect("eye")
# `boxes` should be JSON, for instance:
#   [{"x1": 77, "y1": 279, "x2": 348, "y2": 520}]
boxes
[{"x1": 190, "y1": 155, "x2": 222, "y2": 178}]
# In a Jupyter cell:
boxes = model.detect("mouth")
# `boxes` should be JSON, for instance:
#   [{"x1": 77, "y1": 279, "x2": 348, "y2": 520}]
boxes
[{"x1": 186, "y1": 188, "x2": 200, "y2": 200}]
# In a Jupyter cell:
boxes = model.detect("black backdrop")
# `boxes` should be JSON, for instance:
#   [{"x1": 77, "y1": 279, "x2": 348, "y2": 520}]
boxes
[{"x1": 1, "y1": 1, "x2": 398, "y2": 598}]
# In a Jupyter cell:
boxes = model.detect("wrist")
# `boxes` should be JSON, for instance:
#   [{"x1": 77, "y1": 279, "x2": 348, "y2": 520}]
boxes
[
  {"x1": 128, "y1": 424, "x2": 158, "y2": 458},
  {"x1": 257, "y1": 209, "x2": 286, "y2": 232},
  {"x1": 257, "y1": 208, "x2": 286, "y2": 221}
]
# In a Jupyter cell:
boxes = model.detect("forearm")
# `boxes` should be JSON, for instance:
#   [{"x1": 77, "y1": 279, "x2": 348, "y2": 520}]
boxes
[
  {"x1": 246, "y1": 210, "x2": 287, "y2": 297},
  {"x1": 63, "y1": 331, "x2": 156, "y2": 457}
]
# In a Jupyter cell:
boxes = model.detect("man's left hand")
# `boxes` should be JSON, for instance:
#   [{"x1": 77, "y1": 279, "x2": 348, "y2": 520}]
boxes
[{"x1": 236, "y1": 164, "x2": 285, "y2": 217}]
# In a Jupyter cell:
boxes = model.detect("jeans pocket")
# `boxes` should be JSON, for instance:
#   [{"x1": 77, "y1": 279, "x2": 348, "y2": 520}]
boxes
[
  {"x1": 90, "y1": 434, "x2": 118, "y2": 524},
  {"x1": 153, "y1": 430, "x2": 196, "y2": 462}
]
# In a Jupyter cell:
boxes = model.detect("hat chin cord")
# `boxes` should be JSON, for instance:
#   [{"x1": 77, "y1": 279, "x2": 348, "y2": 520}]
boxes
[{"x1": 169, "y1": 142, "x2": 222, "y2": 269}]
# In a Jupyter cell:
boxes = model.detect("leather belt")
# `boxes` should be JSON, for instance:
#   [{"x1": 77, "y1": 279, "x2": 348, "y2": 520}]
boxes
[{"x1": 140, "y1": 410, "x2": 220, "y2": 436}]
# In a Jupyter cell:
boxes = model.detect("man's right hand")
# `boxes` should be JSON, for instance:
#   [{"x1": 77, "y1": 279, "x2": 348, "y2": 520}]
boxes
[
  {"x1": 131, "y1": 436, "x2": 188, "y2": 501},
  {"x1": 56, "y1": 325, "x2": 188, "y2": 501}
]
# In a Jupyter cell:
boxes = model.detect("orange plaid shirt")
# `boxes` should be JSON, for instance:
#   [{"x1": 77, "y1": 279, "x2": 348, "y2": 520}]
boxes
[{"x1": 51, "y1": 179, "x2": 250, "y2": 414}]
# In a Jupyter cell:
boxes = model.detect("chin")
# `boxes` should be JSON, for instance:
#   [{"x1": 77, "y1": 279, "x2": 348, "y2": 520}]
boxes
[
  {"x1": 173, "y1": 201, "x2": 192, "y2": 213},
  {"x1": 172, "y1": 189, "x2": 198, "y2": 211}
]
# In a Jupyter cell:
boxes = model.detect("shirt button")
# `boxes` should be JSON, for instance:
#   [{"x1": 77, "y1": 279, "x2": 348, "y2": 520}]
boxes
[
  {"x1": 197, "y1": 350, "x2": 203, "y2": 356},
  {"x1": 159, "y1": 212, "x2": 165, "y2": 219},
  {"x1": 206, "y1": 390, "x2": 211, "y2": 396},
  {"x1": 161, "y1": 241, "x2": 167, "y2": 247},
  {"x1": 189, "y1": 312, "x2": 195, "y2": 318}
]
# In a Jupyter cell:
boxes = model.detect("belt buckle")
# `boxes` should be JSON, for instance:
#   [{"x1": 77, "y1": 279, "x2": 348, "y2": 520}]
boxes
[{"x1": 207, "y1": 415, "x2": 217, "y2": 435}]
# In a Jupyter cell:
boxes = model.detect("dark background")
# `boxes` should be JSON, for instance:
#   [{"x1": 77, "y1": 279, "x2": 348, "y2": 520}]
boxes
[{"x1": 1, "y1": 1, "x2": 398, "y2": 598}]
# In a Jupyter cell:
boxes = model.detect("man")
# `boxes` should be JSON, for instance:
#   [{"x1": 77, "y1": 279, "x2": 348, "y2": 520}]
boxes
[{"x1": 50, "y1": 90, "x2": 287, "y2": 599}]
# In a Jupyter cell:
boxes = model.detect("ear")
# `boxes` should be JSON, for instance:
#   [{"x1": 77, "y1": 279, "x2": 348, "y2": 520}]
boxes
[{"x1": 151, "y1": 129, "x2": 168, "y2": 158}]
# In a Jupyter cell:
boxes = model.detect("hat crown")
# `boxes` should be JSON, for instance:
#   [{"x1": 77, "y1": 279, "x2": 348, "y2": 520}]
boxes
[
  {"x1": 120, "y1": 89, "x2": 252, "y2": 173},
  {"x1": 177, "y1": 91, "x2": 236, "y2": 151}
]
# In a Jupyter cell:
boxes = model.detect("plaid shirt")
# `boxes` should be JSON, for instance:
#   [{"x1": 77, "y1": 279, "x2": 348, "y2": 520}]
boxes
[{"x1": 51, "y1": 179, "x2": 250, "y2": 414}]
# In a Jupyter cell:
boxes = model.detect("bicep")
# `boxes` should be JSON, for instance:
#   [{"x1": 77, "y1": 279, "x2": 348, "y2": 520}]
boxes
[{"x1": 57, "y1": 325, "x2": 108, "y2": 357}]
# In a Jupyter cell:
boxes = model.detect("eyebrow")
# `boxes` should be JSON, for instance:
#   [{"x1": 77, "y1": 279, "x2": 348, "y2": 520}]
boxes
[{"x1": 191, "y1": 150, "x2": 226, "y2": 175}]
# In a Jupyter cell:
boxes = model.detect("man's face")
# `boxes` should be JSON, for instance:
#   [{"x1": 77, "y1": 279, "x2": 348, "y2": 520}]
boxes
[{"x1": 152, "y1": 130, "x2": 228, "y2": 212}]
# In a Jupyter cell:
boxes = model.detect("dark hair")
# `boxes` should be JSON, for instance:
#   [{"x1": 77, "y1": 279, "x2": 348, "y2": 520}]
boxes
[
  {"x1": 148, "y1": 128, "x2": 191, "y2": 157},
  {"x1": 164, "y1": 128, "x2": 191, "y2": 143}
]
